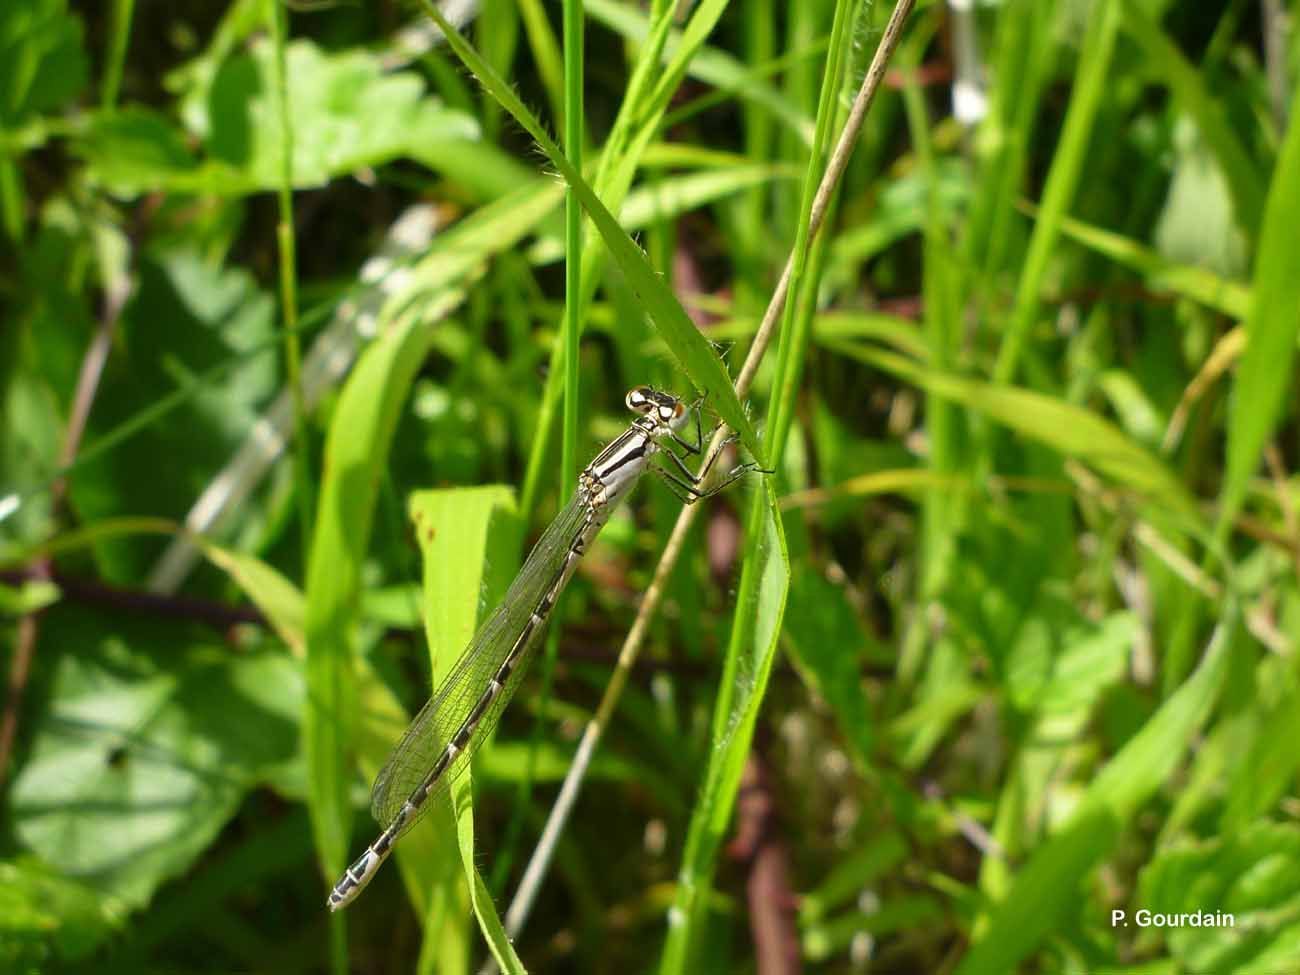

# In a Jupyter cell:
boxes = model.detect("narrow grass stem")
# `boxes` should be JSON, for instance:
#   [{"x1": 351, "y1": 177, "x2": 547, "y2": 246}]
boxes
[{"x1": 267, "y1": 0, "x2": 313, "y2": 567}]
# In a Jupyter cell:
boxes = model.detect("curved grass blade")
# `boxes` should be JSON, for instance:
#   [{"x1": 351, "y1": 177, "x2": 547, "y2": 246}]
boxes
[
  {"x1": 1220, "y1": 83, "x2": 1300, "y2": 533},
  {"x1": 834, "y1": 342, "x2": 1199, "y2": 520},
  {"x1": 416, "y1": 0, "x2": 763, "y2": 464}
]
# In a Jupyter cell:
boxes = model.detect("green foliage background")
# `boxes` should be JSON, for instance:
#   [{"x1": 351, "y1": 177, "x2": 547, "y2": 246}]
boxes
[{"x1": 2, "y1": 0, "x2": 1299, "y2": 972}]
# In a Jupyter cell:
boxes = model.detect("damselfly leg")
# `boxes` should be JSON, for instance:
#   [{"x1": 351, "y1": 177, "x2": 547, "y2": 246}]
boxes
[
  {"x1": 663, "y1": 391, "x2": 709, "y2": 456},
  {"x1": 652, "y1": 429, "x2": 762, "y2": 505}
]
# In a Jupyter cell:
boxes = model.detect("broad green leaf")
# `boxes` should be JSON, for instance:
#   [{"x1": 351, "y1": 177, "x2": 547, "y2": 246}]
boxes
[
  {"x1": 419, "y1": 1, "x2": 763, "y2": 463},
  {"x1": 0, "y1": 366, "x2": 64, "y2": 551},
  {"x1": 114, "y1": 809, "x2": 316, "y2": 964},
  {"x1": 76, "y1": 107, "x2": 202, "y2": 194},
  {"x1": 10, "y1": 611, "x2": 300, "y2": 909},
  {"x1": 64, "y1": 249, "x2": 276, "y2": 584},
  {"x1": 81, "y1": 39, "x2": 480, "y2": 197},
  {"x1": 1221, "y1": 81, "x2": 1300, "y2": 531}
]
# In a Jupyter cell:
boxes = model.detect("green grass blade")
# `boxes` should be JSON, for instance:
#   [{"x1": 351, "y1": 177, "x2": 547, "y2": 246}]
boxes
[
  {"x1": 994, "y1": 0, "x2": 1120, "y2": 382},
  {"x1": 516, "y1": 0, "x2": 564, "y2": 124},
  {"x1": 761, "y1": 0, "x2": 857, "y2": 457},
  {"x1": 838, "y1": 342, "x2": 1198, "y2": 518},
  {"x1": 900, "y1": 23, "x2": 965, "y2": 599},
  {"x1": 527, "y1": 164, "x2": 798, "y2": 264},
  {"x1": 585, "y1": 0, "x2": 814, "y2": 147},
  {"x1": 466, "y1": 851, "x2": 527, "y2": 975},
  {"x1": 101, "y1": 0, "x2": 134, "y2": 110},
  {"x1": 266, "y1": 0, "x2": 312, "y2": 575},
  {"x1": 658, "y1": 0, "x2": 869, "y2": 964},
  {"x1": 184, "y1": 536, "x2": 461, "y2": 965},
  {"x1": 964, "y1": 0, "x2": 1050, "y2": 275},
  {"x1": 354, "y1": 665, "x2": 456, "y2": 939},
  {"x1": 1120, "y1": 0, "x2": 1264, "y2": 237},
  {"x1": 419, "y1": 0, "x2": 762, "y2": 462},
  {"x1": 657, "y1": 478, "x2": 789, "y2": 975},
  {"x1": 559, "y1": 0, "x2": 584, "y2": 491},
  {"x1": 409, "y1": 483, "x2": 521, "y2": 719},
  {"x1": 1219, "y1": 78, "x2": 1300, "y2": 532},
  {"x1": 1052, "y1": 209, "x2": 1251, "y2": 319},
  {"x1": 196, "y1": 541, "x2": 305, "y2": 655},
  {"x1": 518, "y1": 0, "x2": 740, "y2": 512}
]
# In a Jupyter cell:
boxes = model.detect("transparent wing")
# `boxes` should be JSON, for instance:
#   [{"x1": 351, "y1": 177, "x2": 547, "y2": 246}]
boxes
[{"x1": 369, "y1": 489, "x2": 592, "y2": 831}]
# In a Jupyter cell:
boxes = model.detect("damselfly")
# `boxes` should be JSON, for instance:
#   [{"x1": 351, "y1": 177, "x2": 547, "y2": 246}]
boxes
[{"x1": 328, "y1": 385, "x2": 763, "y2": 910}]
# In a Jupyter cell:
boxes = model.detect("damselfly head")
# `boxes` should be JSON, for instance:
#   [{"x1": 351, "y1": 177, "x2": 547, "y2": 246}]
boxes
[{"x1": 626, "y1": 386, "x2": 689, "y2": 432}]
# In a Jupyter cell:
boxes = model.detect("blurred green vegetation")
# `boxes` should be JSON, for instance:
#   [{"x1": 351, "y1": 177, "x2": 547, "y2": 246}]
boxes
[{"x1": 2, "y1": 0, "x2": 1300, "y2": 973}]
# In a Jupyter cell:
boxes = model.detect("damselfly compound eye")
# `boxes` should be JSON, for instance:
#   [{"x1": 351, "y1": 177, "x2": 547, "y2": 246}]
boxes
[{"x1": 626, "y1": 386, "x2": 653, "y2": 413}]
